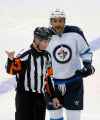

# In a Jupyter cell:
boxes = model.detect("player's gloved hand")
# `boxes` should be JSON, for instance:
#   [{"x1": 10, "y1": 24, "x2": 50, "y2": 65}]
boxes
[
  {"x1": 58, "y1": 84, "x2": 66, "y2": 96},
  {"x1": 52, "y1": 97, "x2": 62, "y2": 109},
  {"x1": 75, "y1": 62, "x2": 95, "y2": 78}
]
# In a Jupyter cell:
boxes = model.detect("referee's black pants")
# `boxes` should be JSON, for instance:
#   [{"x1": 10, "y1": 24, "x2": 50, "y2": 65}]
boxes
[{"x1": 15, "y1": 91, "x2": 46, "y2": 120}]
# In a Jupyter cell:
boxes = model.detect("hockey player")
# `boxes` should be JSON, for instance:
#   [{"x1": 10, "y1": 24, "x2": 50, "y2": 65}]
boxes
[
  {"x1": 5, "y1": 27, "x2": 60, "y2": 120},
  {"x1": 47, "y1": 9, "x2": 95, "y2": 120}
]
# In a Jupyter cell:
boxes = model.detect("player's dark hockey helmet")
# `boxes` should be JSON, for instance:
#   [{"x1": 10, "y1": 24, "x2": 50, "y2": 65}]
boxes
[{"x1": 34, "y1": 27, "x2": 51, "y2": 41}]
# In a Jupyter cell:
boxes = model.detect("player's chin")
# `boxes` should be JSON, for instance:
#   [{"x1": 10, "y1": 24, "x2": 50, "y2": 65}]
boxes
[{"x1": 56, "y1": 28, "x2": 63, "y2": 33}]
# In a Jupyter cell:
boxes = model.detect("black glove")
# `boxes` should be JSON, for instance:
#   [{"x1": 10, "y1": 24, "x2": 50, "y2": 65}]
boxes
[{"x1": 75, "y1": 62, "x2": 95, "y2": 78}]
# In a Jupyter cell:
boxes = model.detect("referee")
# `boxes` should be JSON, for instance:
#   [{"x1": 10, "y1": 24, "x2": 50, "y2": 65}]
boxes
[{"x1": 5, "y1": 27, "x2": 60, "y2": 120}]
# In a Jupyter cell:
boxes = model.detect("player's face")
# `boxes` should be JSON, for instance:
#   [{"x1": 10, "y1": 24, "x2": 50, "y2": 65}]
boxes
[
  {"x1": 50, "y1": 17, "x2": 65, "y2": 33},
  {"x1": 39, "y1": 39, "x2": 49, "y2": 50}
]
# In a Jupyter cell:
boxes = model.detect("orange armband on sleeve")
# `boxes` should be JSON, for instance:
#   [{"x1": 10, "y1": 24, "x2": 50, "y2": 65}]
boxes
[{"x1": 47, "y1": 67, "x2": 53, "y2": 77}]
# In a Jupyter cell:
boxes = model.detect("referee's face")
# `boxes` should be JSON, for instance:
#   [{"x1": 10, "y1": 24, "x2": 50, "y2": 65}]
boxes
[{"x1": 39, "y1": 39, "x2": 49, "y2": 50}]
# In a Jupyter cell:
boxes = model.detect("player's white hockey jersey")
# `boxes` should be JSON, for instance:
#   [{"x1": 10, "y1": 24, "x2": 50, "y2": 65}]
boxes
[{"x1": 47, "y1": 26, "x2": 92, "y2": 79}]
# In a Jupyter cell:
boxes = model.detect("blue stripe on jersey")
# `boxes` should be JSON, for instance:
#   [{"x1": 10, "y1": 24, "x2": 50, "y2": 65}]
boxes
[
  {"x1": 53, "y1": 75, "x2": 81, "y2": 85},
  {"x1": 80, "y1": 48, "x2": 91, "y2": 56},
  {"x1": 50, "y1": 117, "x2": 64, "y2": 120}
]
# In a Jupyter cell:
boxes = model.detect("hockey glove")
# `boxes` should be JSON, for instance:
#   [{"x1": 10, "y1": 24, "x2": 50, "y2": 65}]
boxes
[{"x1": 75, "y1": 62, "x2": 95, "y2": 78}]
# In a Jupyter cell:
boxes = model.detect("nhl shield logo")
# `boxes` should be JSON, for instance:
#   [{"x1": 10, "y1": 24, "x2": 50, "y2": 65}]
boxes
[{"x1": 53, "y1": 44, "x2": 72, "y2": 64}]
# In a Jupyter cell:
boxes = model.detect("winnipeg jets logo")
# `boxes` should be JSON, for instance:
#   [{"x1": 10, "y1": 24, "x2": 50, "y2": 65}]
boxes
[
  {"x1": 53, "y1": 45, "x2": 72, "y2": 64},
  {"x1": 58, "y1": 48, "x2": 68, "y2": 60}
]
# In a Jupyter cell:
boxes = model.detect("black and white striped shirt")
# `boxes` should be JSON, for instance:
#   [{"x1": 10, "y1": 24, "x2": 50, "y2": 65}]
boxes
[{"x1": 6, "y1": 44, "x2": 54, "y2": 95}]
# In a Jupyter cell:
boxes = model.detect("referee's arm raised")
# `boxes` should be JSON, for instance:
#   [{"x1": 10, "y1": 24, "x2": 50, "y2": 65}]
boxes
[{"x1": 5, "y1": 50, "x2": 22, "y2": 75}]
